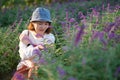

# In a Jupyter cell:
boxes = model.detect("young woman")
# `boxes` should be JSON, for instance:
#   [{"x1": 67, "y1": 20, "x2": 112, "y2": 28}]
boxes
[{"x1": 12, "y1": 7, "x2": 55, "y2": 80}]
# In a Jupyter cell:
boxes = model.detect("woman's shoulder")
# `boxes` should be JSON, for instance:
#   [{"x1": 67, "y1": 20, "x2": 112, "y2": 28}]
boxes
[
  {"x1": 21, "y1": 30, "x2": 29, "y2": 35},
  {"x1": 44, "y1": 33, "x2": 55, "y2": 42},
  {"x1": 44, "y1": 33, "x2": 55, "y2": 37}
]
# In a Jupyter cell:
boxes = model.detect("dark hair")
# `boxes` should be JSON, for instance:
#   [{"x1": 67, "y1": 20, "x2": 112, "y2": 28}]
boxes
[{"x1": 27, "y1": 22, "x2": 52, "y2": 34}]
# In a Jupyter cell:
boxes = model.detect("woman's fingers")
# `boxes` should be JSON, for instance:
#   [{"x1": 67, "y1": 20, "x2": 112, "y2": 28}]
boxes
[{"x1": 19, "y1": 34, "x2": 30, "y2": 45}]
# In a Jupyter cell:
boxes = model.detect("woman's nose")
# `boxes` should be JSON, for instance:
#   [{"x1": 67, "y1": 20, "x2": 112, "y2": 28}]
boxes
[{"x1": 39, "y1": 25, "x2": 44, "y2": 27}]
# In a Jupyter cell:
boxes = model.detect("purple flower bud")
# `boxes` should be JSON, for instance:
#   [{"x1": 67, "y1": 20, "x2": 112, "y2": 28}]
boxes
[
  {"x1": 81, "y1": 18, "x2": 86, "y2": 25},
  {"x1": 98, "y1": 32, "x2": 104, "y2": 40},
  {"x1": 102, "y1": 4, "x2": 105, "y2": 10},
  {"x1": 92, "y1": 8, "x2": 99, "y2": 17},
  {"x1": 33, "y1": 49, "x2": 42, "y2": 57},
  {"x1": 75, "y1": 25, "x2": 80, "y2": 31},
  {"x1": 74, "y1": 25, "x2": 85, "y2": 46},
  {"x1": 39, "y1": 57, "x2": 47, "y2": 64},
  {"x1": 69, "y1": 18, "x2": 76, "y2": 23},
  {"x1": 66, "y1": 11, "x2": 69, "y2": 22},
  {"x1": 115, "y1": 5, "x2": 120, "y2": 10},
  {"x1": 108, "y1": 32, "x2": 116, "y2": 39},
  {"x1": 78, "y1": 12, "x2": 85, "y2": 19},
  {"x1": 57, "y1": 66, "x2": 66, "y2": 78},
  {"x1": 90, "y1": 30, "x2": 99, "y2": 42},
  {"x1": 114, "y1": 66, "x2": 120, "y2": 77},
  {"x1": 15, "y1": 73, "x2": 25, "y2": 80},
  {"x1": 107, "y1": 3, "x2": 110, "y2": 12},
  {"x1": 61, "y1": 22, "x2": 66, "y2": 27},
  {"x1": 61, "y1": 21, "x2": 66, "y2": 32},
  {"x1": 98, "y1": 32, "x2": 107, "y2": 46},
  {"x1": 104, "y1": 22, "x2": 115, "y2": 33},
  {"x1": 68, "y1": 77, "x2": 77, "y2": 80}
]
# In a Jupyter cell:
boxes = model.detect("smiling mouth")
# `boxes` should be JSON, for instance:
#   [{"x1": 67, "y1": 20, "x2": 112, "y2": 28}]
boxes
[{"x1": 39, "y1": 29, "x2": 44, "y2": 31}]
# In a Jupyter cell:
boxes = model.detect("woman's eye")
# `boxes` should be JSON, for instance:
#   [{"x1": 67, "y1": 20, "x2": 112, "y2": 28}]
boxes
[
  {"x1": 45, "y1": 23, "x2": 49, "y2": 25},
  {"x1": 38, "y1": 23, "x2": 42, "y2": 25}
]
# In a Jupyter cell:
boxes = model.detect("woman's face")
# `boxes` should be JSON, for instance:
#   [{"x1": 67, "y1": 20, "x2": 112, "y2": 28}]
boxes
[{"x1": 32, "y1": 21, "x2": 49, "y2": 33}]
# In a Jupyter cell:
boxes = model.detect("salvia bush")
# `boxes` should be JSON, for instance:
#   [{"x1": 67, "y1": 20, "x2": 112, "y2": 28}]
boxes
[{"x1": 36, "y1": 4, "x2": 120, "y2": 80}]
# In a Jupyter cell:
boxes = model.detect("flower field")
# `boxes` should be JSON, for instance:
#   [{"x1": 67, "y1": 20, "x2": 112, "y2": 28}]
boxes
[{"x1": 0, "y1": 0, "x2": 120, "y2": 80}]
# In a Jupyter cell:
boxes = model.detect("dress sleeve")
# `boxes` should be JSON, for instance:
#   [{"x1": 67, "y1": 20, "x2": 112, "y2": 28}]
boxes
[
  {"x1": 44, "y1": 33, "x2": 55, "y2": 45},
  {"x1": 20, "y1": 30, "x2": 28, "y2": 35},
  {"x1": 18, "y1": 30, "x2": 40, "y2": 60},
  {"x1": 19, "y1": 30, "x2": 28, "y2": 40}
]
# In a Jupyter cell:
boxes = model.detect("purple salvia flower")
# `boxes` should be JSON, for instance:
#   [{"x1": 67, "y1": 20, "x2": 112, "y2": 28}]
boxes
[
  {"x1": 98, "y1": 31, "x2": 104, "y2": 40},
  {"x1": 89, "y1": 13, "x2": 93, "y2": 23},
  {"x1": 74, "y1": 22, "x2": 80, "y2": 30},
  {"x1": 108, "y1": 32, "x2": 116, "y2": 39},
  {"x1": 65, "y1": 11, "x2": 71, "y2": 36},
  {"x1": 102, "y1": 4, "x2": 105, "y2": 11},
  {"x1": 114, "y1": 66, "x2": 120, "y2": 77},
  {"x1": 69, "y1": 18, "x2": 76, "y2": 23},
  {"x1": 61, "y1": 21, "x2": 67, "y2": 32},
  {"x1": 66, "y1": 11, "x2": 69, "y2": 22},
  {"x1": 116, "y1": 35, "x2": 120, "y2": 43},
  {"x1": 115, "y1": 5, "x2": 120, "y2": 11},
  {"x1": 74, "y1": 22, "x2": 78, "y2": 25},
  {"x1": 107, "y1": 3, "x2": 110, "y2": 12},
  {"x1": 78, "y1": 12, "x2": 85, "y2": 19},
  {"x1": 57, "y1": 66, "x2": 66, "y2": 78},
  {"x1": 33, "y1": 48, "x2": 42, "y2": 57},
  {"x1": 61, "y1": 21, "x2": 66, "y2": 27},
  {"x1": 98, "y1": 32, "x2": 107, "y2": 46},
  {"x1": 74, "y1": 25, "x2": 85, "y2": 46},
  {"x1": 15, "y1": 73, "x2": 25, "y2": 80},
  {"x1": 81, "y1": 17, "x2": 87, "y2": 25},
  {"x1": 68, "y1": 77, "x2": 77, "y2": 80},
  {"x1": 39, "y1": 57, "x2": 47, "y2": 64},
  {"x1": 104, "y1": 22, "x2": 115, "y2": 33},
  {"x1": 114, "y1": 17, "x2": 120, "y2": 28},
  {"x1": 89, "y1": 30, "x2": 99, "y2": 42},
  {"x1": 92, "y1": 8, "x2": 99, "y2": 17},
  {"x1": 78, "y1": 12, "x2": 86, "y2": 25},
  {"x1": 75, "y1": 25, "x2": 80, "y2": 31}
]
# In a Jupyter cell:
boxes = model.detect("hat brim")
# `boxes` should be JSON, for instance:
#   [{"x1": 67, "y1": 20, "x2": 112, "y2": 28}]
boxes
[{"x1": 30, "y1": 19, "x2": 52, "y2": 23}]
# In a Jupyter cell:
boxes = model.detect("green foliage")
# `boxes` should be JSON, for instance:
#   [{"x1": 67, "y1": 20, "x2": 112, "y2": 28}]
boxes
[
  {"x1": 0, "y1": 27, "x2": 20, "y2": 79},
  {"x1": 37, "y1": 3, "x2": 120, "y2": 80}
]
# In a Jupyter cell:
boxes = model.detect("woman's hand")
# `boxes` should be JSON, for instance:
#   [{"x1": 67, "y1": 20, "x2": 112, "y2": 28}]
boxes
[
  {"x1": 19, "y1": 34, "x2": 31, "y2": 45},
  {"x1": 38, "y1": 44, "x2": 45, "y2": 50}
]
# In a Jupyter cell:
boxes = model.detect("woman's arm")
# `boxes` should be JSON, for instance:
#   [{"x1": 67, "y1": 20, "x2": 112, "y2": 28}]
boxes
[
  {"x1": 18, "y1": 30, "x2": 41, "y2": 60},
  {"x1": 19, "y1": 43, "x2": 41, "y2": 60},
  {"x1": 19, "y1": 30, "x2": 32, "y2": 46}
]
